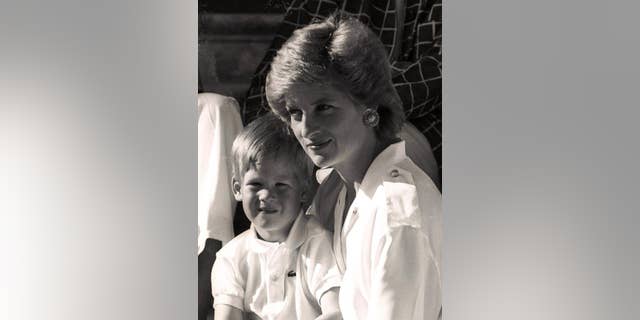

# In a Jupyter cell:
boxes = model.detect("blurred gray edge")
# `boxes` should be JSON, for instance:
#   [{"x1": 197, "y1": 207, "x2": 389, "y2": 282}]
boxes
[{"x1": 1, "y1": 0, "x2": 639, "y2": 319}]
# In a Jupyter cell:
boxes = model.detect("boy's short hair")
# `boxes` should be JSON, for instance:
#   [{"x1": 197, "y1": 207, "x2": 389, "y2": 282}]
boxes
[{"x1": 232, "y1": 113, "x2": 316, "y2": 199}]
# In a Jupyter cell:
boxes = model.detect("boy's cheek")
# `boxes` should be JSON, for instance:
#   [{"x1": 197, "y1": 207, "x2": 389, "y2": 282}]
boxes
[{"x1": 242, "y1": 203, "x2": 257, "y2": 220}]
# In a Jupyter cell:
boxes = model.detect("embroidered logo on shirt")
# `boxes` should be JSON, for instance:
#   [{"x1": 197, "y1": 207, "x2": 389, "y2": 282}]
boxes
[{"x1": 287, "y1": 270, "x2": 296, "y2": 277}]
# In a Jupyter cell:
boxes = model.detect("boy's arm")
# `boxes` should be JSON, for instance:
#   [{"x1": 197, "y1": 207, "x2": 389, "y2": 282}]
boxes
[
  {"x1": 211, "y1": 249, "x2": 247, "y2": 320},
  {"x1": 214, "y1": 304, "x2": 243, "y2": 320},
  {"x1": 302, "y1": 223, "x2": 343, "y2": 320},
  {"x1": 314, "y1": 287, "x2": 341, "y2": 320}
]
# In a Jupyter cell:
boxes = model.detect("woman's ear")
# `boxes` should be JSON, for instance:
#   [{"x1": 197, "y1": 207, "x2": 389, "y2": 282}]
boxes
[
  {"x1": 231, "y1": 176, "x2": 242, "y2": 201},
  {"x1": 362, "y1": 107, "x2": 380, "y2": 127}
]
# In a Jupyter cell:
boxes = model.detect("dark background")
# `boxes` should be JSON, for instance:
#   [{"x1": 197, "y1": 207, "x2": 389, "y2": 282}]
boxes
[
  {"x1": 198, "y1": 1, "x2": 285, "y2": 104},
  {"x1": 199, "y1": 0, "x2": 287, "y2": 13}
]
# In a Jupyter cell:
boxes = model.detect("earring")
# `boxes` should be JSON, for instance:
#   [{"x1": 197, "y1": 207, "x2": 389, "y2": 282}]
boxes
[{"x1": 362, "y1": 108, "x2": 380, "y2": 127}]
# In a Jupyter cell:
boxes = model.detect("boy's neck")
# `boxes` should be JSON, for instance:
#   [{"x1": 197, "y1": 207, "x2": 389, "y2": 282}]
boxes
[
  {"x1": 254, "y1": 219, "x2": 296, "y2": 243},
  {"x1": 255, "y1": 230, "x2": 286, "y2": 243}
]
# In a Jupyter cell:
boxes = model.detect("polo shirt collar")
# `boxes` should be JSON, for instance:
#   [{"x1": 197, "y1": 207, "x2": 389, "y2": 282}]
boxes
[{"x1": 248, "y1": 212, "x2": 307, "y2": 253}]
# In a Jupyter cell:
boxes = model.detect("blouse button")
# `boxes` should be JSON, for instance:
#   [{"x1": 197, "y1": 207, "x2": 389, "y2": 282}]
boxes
[
  {"x1": 270, "y1": 273, "x2": 279, "y2": 282},
  {"x1": 390, "y1": 169, "x2": 400, "y2": 178}
]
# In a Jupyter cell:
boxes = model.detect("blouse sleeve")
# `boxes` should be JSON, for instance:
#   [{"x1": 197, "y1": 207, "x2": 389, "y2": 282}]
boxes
[
  {"x1": 367, "y1": 164, "x2": 442, "y2": 320},
  {"x1": 368, "y1": 226, "x2": 441, "y2": 320}
]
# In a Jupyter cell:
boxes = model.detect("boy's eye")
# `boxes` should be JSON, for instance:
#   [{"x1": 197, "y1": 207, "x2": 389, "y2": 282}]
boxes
[
  {"x1": 275, "y1": 182, "x2": 290, "y2": 189},
  {"x1": 246, "y1": 182, "x2": 262, "y2": 188}
]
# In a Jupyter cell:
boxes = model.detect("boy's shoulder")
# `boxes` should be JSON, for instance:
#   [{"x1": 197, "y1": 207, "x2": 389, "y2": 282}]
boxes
[
  {"x1": 215, "y1": 228, "x2": 254, "y2": 259},
  {"x1": 301, "y1": 214, "x2": 332, "y2": 241},
  {"x1": 297, "y1": 215, "x2": 334, "y2": 259}
]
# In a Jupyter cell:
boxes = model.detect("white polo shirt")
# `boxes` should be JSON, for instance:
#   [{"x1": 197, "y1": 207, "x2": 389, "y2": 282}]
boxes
[
  {"x1": 211, "y1": 213, "x2": 341, "y2": 320},
  {"x1": 311, "y1": 141, "x2": 442, "y2": 320}
]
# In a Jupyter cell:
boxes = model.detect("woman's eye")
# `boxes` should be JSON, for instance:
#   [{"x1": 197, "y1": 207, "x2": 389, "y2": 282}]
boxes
[
  {"x1": 287, "y1": 109, "x2": 302, "y2": 121},
  {"x1": 317, "y1": 104, "x2": 334, "y2": 112}
]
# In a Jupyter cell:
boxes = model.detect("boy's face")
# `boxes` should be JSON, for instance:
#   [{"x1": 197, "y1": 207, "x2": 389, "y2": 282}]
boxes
[{"x1": 233, "y1": 155, "x2": 305, "y2": 242}]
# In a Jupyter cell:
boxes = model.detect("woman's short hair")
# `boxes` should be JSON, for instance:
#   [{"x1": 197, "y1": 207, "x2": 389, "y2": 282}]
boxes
[
  {"x1": 231, "y1": 113, "x2": 316, "y2": 198},
  {"x1": 266, "y1": 14, "x2": 405, "y2": 142}
]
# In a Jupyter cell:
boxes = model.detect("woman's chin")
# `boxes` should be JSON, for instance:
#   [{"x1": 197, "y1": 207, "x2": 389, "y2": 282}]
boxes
[
  {"x1": 306, "y1": 143, "x2": 336, "y2": 167},
  {"x1": 310, "y1": 155, "x2": 333, "y2": 168}
]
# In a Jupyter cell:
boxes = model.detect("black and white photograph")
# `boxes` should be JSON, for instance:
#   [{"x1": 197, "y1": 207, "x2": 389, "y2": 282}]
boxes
[
  {"x1": 198, "y1": 0, "x2": 442, "y2": 319},
  {"x1": 5, "y1": 0, "x2": 640, "y2": 319}
]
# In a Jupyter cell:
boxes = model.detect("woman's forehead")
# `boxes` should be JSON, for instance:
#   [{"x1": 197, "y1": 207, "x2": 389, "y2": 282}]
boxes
[{"x1": 285, "y1": 81, "x2": 352, "y2": 106}]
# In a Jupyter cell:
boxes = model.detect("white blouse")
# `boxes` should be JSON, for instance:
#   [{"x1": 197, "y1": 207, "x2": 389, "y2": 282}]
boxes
[{"x1": 311, "y1": 141, "x2": 442, "y2": 320}]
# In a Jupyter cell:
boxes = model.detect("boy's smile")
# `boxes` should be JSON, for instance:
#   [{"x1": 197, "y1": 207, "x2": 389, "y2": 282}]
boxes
[{"x1": 234, "y1": 155, "x2": 304, "y2": 242}]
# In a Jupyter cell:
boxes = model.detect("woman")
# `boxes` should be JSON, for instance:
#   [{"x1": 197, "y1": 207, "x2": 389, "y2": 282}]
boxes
[
  {"x1": 265, "y1": 15, "x2": 442, "y2": 320},
  {"x1": 242, "y1": 0, "x2": 443, "y2": 179}
]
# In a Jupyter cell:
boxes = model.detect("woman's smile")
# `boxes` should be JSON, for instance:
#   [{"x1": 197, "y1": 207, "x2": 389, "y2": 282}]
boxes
[{"x1": 306, "y1": 138, "x2": 332, "y2": 150}]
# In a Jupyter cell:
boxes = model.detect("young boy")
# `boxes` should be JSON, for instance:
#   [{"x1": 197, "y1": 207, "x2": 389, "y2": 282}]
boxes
[{"x1": 211, "y1": 114, "x2": 342, "y2": 320}]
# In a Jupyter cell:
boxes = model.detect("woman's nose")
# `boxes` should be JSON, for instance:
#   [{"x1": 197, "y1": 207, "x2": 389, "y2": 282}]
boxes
[{"x1": 299, "y1": 113, "x2": 318, "y2": 137}]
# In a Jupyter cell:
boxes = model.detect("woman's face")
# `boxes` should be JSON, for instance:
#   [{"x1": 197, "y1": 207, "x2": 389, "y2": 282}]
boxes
[{"x1": 284, "y1": 82, "x2": 374, "y2": 169}]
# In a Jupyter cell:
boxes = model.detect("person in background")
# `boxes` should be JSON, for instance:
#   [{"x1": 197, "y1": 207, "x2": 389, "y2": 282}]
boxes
[{"x1": 197, "y1": 93, "x2": 244, "y2": 320}]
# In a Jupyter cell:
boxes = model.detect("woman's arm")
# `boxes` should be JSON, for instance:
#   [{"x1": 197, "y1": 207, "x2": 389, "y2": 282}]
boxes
[
  {"x1": 315, "y1": 287, "x2": 341, "y2": 320},
  {"x1": 214, "y1": 304, "x2": 244, "y2": 320},
  {"x1": 368, "y1": 227, "x2": 441, "y2": 320}
]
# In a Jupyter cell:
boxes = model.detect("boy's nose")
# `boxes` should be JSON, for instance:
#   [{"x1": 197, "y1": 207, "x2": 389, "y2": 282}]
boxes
[{"x1": 257, "y1": 188, "x2": 275, "y2": 202}]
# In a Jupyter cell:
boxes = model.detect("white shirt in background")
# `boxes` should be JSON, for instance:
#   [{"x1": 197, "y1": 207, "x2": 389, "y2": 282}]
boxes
[{"x1": 197, "y1": 93, "x2": 244, "y2": 254}]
